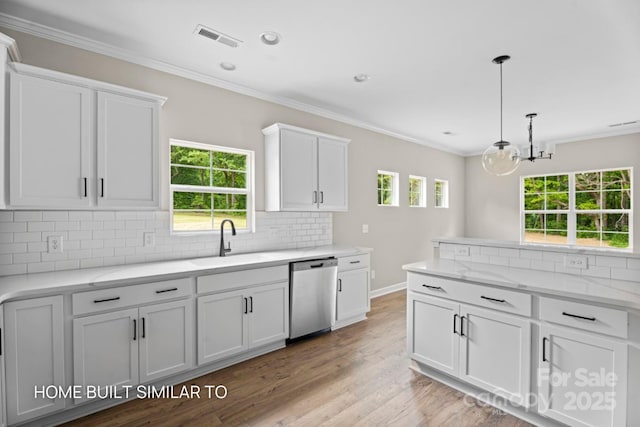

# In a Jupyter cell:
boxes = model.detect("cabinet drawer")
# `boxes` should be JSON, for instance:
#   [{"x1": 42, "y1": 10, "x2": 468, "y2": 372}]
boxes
[
  {"x1": 338, "y1": 253, "x2": 370, "y2": 272},
  {"x1": 73, "y1": 278, "x2": 192, "y2": 315},
  {"x1": 539, "y1": 297, "x2": 628, "y2": 339},
  {"x1": 407, "y1": 273, "x2": 531, "y2": 317},
  {"x1": 197, "y1": 265, "x2": 289, "y2": 294}
]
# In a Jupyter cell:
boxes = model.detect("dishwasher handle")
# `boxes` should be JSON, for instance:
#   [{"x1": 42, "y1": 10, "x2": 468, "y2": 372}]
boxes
[{"x1": 291, "y1": 257, "x2": 338, "y2": 271}]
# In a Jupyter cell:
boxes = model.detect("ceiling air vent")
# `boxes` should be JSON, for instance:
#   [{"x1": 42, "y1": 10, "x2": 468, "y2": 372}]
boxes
[
  {"x1": 609, "y1": 120, "x2": 639, "y2": 128},
  {"x1": 194, "y1": 25, "x2": 242, "y2": 48}
]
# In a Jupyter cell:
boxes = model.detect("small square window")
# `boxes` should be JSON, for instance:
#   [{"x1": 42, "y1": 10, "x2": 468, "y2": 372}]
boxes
[
  {"x1": 377, "y1": 170, "x2": 399, "y2": 206},
  {"x1": 435, "y1": 179, "x2": 449, "y2": 208},
  {"x1": 409, "y1": 175, "x2": 427, "y2": 207}
]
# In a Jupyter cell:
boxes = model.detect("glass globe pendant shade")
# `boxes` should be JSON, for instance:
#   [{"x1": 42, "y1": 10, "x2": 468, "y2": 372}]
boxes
[{"x1": 481, "y1": 142, "x2": 521, "y2": 176}]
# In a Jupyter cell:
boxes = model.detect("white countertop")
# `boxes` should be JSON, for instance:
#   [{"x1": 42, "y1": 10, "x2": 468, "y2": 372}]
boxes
[
  {"x1": 0, "y1": 245, "x2": 369, "y2": 304},
  {"x1": 403, "y1": 259, "x2": 640, "y2": 311}
]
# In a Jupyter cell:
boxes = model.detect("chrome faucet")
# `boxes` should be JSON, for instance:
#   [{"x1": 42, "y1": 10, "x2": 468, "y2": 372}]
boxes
[{"x1": 219, "y1": 219, "x2": 236, "y2": 257}]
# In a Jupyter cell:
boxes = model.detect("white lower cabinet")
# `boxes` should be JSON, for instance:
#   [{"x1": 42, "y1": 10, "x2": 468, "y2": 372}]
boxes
[
  {"x1": 408, "y1": 292, "x2": 531, "y2": 406},
  {"x1": 198, "y1": 281, "x2": 289, "y2": 365},
  {"x1": 538, "y1": 325, "x2": 627, "y2": 427},
  {"x1": 73, "y1": 299, "x2": 194, "y2": 402},
  {"x1": 4, "y1": 296, "x2": 65, "y2": 425},
  {"x1": 336, "y1": 268, "x2": 369, "y2": 324}
]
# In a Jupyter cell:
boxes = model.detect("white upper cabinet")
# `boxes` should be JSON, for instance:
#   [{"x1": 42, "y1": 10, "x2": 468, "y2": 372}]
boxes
[
  {"x1": 6, "y1": 63, "x2": 165, "y2": 209},
  {"x1": 97, "y1": 92, "x2": 159, "y2": 207},
  {"x1": 10, "y1": 74, "x2": 93, "y2": 207},
  {"x1": 263, "y1": 123, "x2": 349, "y2": 212}
]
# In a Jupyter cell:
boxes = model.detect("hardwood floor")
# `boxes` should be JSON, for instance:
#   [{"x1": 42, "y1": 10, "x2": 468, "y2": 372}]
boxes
[{"x1": 64, "y1": 290, "x2": 532, "y2": 427}]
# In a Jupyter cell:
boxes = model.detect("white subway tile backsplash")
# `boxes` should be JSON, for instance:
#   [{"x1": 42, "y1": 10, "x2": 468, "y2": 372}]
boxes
[
  {"x1": 438, "y1": 241, "x2": 639, "y2": 283},
  {"x1": 0, "y1": 210, "x2": 332, "y2": 276}
]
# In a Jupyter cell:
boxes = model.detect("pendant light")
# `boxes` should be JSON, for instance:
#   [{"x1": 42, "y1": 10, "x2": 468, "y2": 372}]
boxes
[
  {"x1": 521, "y1": 113, "x2": 554, "y2": 161},
  {"x1": 481, "y1": 55, "x2": 521, "y2": 176}
]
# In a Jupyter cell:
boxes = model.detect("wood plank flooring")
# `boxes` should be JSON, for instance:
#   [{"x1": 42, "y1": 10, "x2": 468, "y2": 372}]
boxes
[{"x1": 64, "y1": 290, "x2": 532, "y2": 427}]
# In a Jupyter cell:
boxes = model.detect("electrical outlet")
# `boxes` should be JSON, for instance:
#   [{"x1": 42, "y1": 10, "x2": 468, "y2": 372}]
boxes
[
  {"x1": 564, "y1": 255, "x2": 588, "y2": 269},
  {"x1": 362, "y1": 224, "x2": 369, "y2": 234},
  {"x1": 371, "y1": 270, "x2": 375, "y2": 279},
  {"x1": 143, "y1": 232, "x2": 156, "y2": 247},
  {"x1": 47, "y1": 235, "x2": 63, "y2": 254},
  {"x1": 454, "y1": 246, "x2": 470, "y2": 256}
]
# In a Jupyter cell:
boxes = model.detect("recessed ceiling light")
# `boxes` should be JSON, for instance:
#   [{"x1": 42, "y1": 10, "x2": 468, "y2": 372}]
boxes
[
  {"x1": 609, "y1": 120, "x2": 639, "y2": 127},
  {"x1": 353, "y1": 74, "x2": 370, "y2": 83},
  {"x1": 260, "y1": 31, "x2": 281, "y2": 45},
  {"x1": 220, "y1": 62, "x2": 236, "y2": 71},
  {"x1": 443, "y1": 131, "x2": 454, "y2": 136}
]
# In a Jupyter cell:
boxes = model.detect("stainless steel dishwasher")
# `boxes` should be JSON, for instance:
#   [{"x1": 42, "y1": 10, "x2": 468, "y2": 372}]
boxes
[{"x1": 289, "y1": 257, "x2": 338, "y2": 340}]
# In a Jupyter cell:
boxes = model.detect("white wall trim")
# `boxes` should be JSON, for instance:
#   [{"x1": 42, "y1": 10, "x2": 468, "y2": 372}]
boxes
[
  {"x1": 0, "y1": 13, "x2": 463, "y2": 157},
  {"x1": 371, "y1": 281, "x2": 407, "y2": 299}
]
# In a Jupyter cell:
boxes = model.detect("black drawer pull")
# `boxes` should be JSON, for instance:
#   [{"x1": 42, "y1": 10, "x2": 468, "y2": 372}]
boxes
[
  {"x1": 460, "y1": 316, "x2": 466, "y2": 337},
  {"x1": 422, "y1": 284, "x2": 443, "y2": 290},
  {"x1": 349, "y1": 260, "x2": 361, "y2": 264},
  {"x1": 481, "y1": 295, "x2": 506, "y2": 303},
  {"x1": 453, "y1": 314, "x2": 459, "y2": 335},
  {"x1": 155, "y1": 287, "x2": 178, "y2": 294},
  {"x1": 133, "y1": 319, "x2": 137, "y2": 341},
  {"x1": 309, "y1": 263, "x2": 324, "y2": 268},
  {"x1": 93, "y1": 297, "x2": 120, "y2": 304},
  {"x1": 542, "y1": 337, "x2": 548, "y2": 362},
  {"x1": 562, "y1": 311, "x2": 596, "y2": 321}
]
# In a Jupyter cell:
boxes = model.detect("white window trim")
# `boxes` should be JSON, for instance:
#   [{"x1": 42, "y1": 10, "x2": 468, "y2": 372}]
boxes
[
  {"x1": 434, "y1": 179, "x2": 449, "y2": 208},
  {"x1": 377, "y1": 170, "x2": 399, "y2": 207},
  {"x1": 520, "y1": 167, "x2": 633, "y2": 251},
  {"x1": 409, "y1": 175, "x2": 427, "y2": 208},
  {"x1": 170, "y1": 138, "x2": 255, "y2": 235}
]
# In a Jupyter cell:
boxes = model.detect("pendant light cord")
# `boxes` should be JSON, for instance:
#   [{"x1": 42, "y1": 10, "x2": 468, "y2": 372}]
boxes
[{"x1": 499, "y1": 62, "x2": 503, "y2": 142}]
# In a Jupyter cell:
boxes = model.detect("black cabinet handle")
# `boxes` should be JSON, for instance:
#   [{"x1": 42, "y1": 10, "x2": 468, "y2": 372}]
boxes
[
  {"x1": 83, "y1": 177, "x2": 88, "y2": 197},
  {"x1": 155, "y1": 287, "x2": 178, "y2": 294},
  {"x1": 312, "y1": 191, "x2": 317, "y2": 203},
  {"x1": 249, "y1": 296, "x2": 253, "y2": 313},
  {"x1": 349, "y1": 260, "x2": 361, "y2": 264},
  {"x1": 142, "y1": 317, "x2": 146, "y2": 339},
  {"x1": 93, "y1": 296, "x2": 120, "y2": 304},
  {"x1": 133, "y1": 319, "x2": 137, "y2": 341},
  {"x1": 338, "y1": 278, "x2": 342, "y2": 292},
  {"x1": 244, "y1": 297, "x2": 248, "y2": 314},
  {"x1": 100, "y1": 178, "x2": 104, "y2": 197},
  {"x1": 481, "y1": 295, "x2": 506, "y2": 303},
  {"x1": 542, "y1": 337, "x2": 548, "y2": 362},
  {"x1": 309, "y1": 263, "x2": 324, "y2": 268},
  {"x1": 320, "y1": 191, "x2": 324, "y2": 203},
  {"x1": 562, "y1": 311, "x2": 596, "y2": 321},
  {"x1": 460, "y1": 316, "x2": 466, "y2": 337},
  {"x1": 422, "y1": 284, "x2": 443, "y2": 291},
  {"x1": 453, "y1": 314, "x2": 459, "y2": 335}
]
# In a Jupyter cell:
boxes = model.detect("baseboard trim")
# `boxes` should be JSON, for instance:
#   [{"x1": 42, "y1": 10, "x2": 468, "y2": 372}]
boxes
[{"x1": 370, "y1": 282, "x2": 406, "y2": 299}]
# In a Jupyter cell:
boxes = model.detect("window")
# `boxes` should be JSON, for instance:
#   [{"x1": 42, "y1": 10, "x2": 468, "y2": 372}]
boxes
[
  {"x1": 170, "y1": 139, "x2": 254, "y2": 233},
  {"x1": 377, "y1": 170, "x2": 399, "y2": 206},
  {"x1": 522, "y1": 168, "x2": 632, "y2": 249},
  {"x1": 434, "y1": 179, "x2": 449, "y2": 208},
  {"x1": 409, "y1": 175, "x2": 427, "y2": 207}
]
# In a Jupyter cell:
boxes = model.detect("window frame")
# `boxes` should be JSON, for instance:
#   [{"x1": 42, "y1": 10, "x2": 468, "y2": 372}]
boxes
[
  {"x1": 520, "y1": 167, "x2": 633, "y2": 250},
  {"x1": 169, "y1": 138, "x2": 255, "y2": 235},
  {"x1": 409, "y1": 175, "x2": 427, "y2": 208},
  {"x1": 434, "y1": 179, "x2": 449, "y2": 208},
  {"x1": 377, "y1": 170, "x2": 399, "y2": 207}
]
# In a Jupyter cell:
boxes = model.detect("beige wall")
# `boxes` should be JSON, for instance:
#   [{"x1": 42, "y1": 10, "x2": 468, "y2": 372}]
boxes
[
  {"x1": 465, "y1": 132, "x2": 640, "y2": 253},
  {"x1": 2, "y1": 28, "x2": 466, "y2": 290}
]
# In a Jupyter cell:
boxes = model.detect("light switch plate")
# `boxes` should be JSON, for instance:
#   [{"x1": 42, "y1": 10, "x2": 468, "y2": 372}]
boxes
[
  {"x1": 564, "y1": 255, "x2": 588, "y2": 269},
  {"x1": 362, "y1": 224, "x2": 369, "y2": 233}
]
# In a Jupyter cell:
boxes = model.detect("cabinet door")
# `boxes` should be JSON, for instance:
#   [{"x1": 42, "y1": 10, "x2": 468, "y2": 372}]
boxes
[
  {"x1": 336, "y1": 269, "x2": 369, "y2": 322},
  {"x1": 4, "y1": 296, "x2": 65, "y2": 424},
  {"x1": 279, "y1": 128, "x2": 318, "y2": 210},
  {"x1": 249, "y1": 282, "x2": 289, "y2": 348},
  {"x1": 0, "y1": 306, "x2": 5, "y2": 427},
  {"x1": 10, "y1": 73, "x2": 92, "y2": 207},
  {"x1": 458, "y1": 305, "x2": 531, "y2": 407},
  {"x1": 97, "y1": 92, "x2": 159, "y2": 207},
  {"x1": 538, "y1": 325, "x2": 627, "y2": 427},
  {"x1": 139, "y1": 299, "x2": 194, "y2": 383},
  {"x1": 73, "y1": 308, "x2": 139, "y2": 403},
  {"x1": 407, "y1": 292, "x2": 459, "y2": 376},
  {"x1": 318, "y1": 137, "x2": 348, "y2": 211},
  {"x1": 197, "y1": 290, "x2": 248, "y2": 365}
]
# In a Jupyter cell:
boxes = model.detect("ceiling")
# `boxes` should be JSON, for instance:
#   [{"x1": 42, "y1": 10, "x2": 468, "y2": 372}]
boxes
[{"x1": 1, "y1": 0, "x2": 639, "y2": 155}]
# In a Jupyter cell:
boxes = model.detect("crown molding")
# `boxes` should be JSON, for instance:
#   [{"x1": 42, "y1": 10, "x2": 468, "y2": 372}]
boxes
[
  {"x1": 0, "y1": 30, "x2": 21, "y2": 62},
  {"x1": 0, "y1": 13, "x2": 463, "y2": 156}
]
